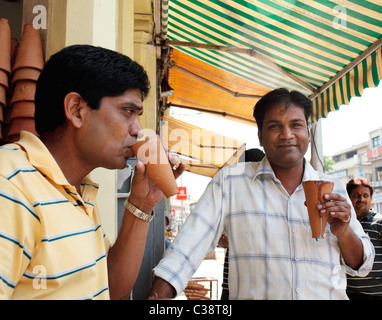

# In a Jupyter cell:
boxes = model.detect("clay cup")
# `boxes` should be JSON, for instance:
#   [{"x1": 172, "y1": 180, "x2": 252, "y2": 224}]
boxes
[
  {"x1": 132, "y1": 135, "x2": 179, "y2": 198},
  {"x1": 302, "y1": 180, "x2": 334, "y2": 239}
]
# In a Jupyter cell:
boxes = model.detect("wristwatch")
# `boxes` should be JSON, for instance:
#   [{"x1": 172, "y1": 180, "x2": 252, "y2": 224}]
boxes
[{"x1": 124, "y1": 198, "x2": 155, "y2": 222}]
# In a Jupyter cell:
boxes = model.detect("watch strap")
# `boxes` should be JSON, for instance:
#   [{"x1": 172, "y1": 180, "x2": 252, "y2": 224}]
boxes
[{"x1": 124, "y1": 199, "x2": 154, "y2": 222}]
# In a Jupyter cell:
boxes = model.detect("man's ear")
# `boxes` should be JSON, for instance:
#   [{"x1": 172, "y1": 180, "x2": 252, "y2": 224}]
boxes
[{"x1": 63, "y1": 92, "x2": 86, "y2": 128}]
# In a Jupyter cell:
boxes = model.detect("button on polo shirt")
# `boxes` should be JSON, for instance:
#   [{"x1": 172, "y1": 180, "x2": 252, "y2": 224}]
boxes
[{"x1": 0, "y1": 131, "x2": 111, "y2": 299}]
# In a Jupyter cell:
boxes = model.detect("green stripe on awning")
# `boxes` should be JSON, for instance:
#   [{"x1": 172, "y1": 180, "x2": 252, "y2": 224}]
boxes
[{"x1": 312, "y1": 47, "x2": 382, "y2": 122}]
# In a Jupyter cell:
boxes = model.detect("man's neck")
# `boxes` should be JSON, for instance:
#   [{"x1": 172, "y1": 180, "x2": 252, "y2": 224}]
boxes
[
  {"x1": 271, "y1": 160, "x2": 305, "y2": 195},
  {"x1": 40, "y1": 131, "x2": 93, "y2": 193},
  {"x1": 357, "y1": 208, "x2": 373, "y2": 221}
]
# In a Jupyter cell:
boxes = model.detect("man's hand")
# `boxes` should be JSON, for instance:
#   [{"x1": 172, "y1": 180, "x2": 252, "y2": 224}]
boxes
[
  {"x1": 317, "y1": 193, "x2": 351, "y2": 237},
  {"x1": 149, "y1": 277, "x2": 177, "y2": 300}
]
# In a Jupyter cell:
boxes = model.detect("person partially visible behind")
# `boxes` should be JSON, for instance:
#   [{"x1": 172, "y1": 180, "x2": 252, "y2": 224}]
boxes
[
  {"x1": 165, "y1": 216, "x2": 174, "y2": 250},
  {"x1": 346, "y1": 178, "x2": 382, "y2": 299}
]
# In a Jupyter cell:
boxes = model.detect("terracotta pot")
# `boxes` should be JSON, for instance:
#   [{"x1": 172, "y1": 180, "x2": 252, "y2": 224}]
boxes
[
  {"x1": 0, "y1": 84, "x2": 6, "y2": 106},
  {"x1": 10, "y1": 101, "x2": 35, "y2": 119},
  {"x1": 0, "y1": 69, "x2": 9, "y2": 89},
  {"x1": 12, "y1": 24, "x2": 44, "y2": 72},
  {"x1": 11, "y1": 67, "x2": 41, "y2": 85},
  {"x1": 132, "y1": 135, "x2": 179, "y2": 198},
  {"x1": 8, "y1": 117, "x2": 37, "y2": 137},
  {"x1": 302, "y1": 180, "x2": 334, "y2": 239},
  {"x1": 10, "y1": 80, "x2": 36, "y2": 104},
  {"x1": 0, "y1": 19, "x2": 11, "y2": 74}
]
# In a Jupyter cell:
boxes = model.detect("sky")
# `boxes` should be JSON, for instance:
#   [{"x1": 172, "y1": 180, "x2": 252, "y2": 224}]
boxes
[
  {"x1": 171, "y1": 81, "x2": 382, "y2": 199},
  {"x1": 321, "y1": 81, "x2": 382, "y2": 156}
]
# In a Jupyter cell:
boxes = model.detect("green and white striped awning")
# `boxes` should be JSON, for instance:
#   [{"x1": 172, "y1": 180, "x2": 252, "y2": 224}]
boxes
[{"x1": 162, "y1": 0, "x2": 382, "y2": 123}]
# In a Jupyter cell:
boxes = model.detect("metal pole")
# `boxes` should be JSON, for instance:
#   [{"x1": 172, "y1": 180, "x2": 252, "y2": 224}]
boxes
[{"x1": 310, "y1": 120, "x2": 324, "y2": 172}]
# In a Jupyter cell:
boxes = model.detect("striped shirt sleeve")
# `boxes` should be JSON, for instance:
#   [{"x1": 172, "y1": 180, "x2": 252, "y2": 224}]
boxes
[{"x1": 0, "y1": 175, "x2": 41, "y2": 299}]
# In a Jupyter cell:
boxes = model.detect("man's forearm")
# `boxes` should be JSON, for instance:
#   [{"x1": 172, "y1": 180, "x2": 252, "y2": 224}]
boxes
[
  {"x1": 338, "y1": 227, "x2": 364, "y2": 270},
  {"x1": 107, "y1": 209, "x2": 150, "y2": 300},
  {"x1": 149, "y1": 276, "x2": 176, "y2": 299}
]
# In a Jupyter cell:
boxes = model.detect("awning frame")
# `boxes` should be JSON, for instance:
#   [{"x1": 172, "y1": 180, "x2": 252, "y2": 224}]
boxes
[
  {"x1": 161, "y1": 114, "x2": 246, "y2": 177},
  {"x1": 160, "y1": 39, "x2": 317, "y2": 94}
]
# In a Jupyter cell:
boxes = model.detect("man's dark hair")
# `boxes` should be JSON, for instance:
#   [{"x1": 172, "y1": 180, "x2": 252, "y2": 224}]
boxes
[
  {"x1": 346, "y1": 178, "x2": 374, "y2": 197},
  {"x1": 253, "y1": 88, "x2": 312, "y2": 135},
  {"x1": 35, "y1": 45, "x2": 150, "y2": 135}
]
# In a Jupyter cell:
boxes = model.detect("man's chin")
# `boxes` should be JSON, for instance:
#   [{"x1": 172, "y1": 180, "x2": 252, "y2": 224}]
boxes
[
  {"x1": 104, "y1": 158, "x2": 131, "y2": 170},
  {"x1": 120, "y1": 158, "x2": 131, "y2": 169},
  {"x1": 355, "y1": 206, "x2": 368, "y2": 215}
]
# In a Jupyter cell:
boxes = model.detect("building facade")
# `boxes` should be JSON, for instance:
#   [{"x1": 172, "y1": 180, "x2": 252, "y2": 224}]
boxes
[
  {"x1": 328, "y1": 127, "x2": 382, "y2": 213},
  {"x1": 366, "y1": 127, "x2": 382, "y2": 212}
]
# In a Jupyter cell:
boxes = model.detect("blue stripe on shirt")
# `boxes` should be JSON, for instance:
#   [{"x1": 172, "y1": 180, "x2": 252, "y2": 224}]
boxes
[
  {"x1": 32, "y1": 198, "x2": 70, "y2": 207},
  {"x1": 23, "y1": 254, "x2": 107, "y2": 281},
  {"x1": 0, "y1": 191, "x2": 40, "y2": 222},
  {"x1": 41, "y1": 224, "x2": 102, "y2": 243},
  {"x1": 0, "y1": 272, "x2": 16, "y2": 289},
  {"x1": 0, "y1": 231, "x2": 32, "y2": 260},
  {"x1": 5, "y1": 168, "x2": 38, "y2": 180},
  {"x1": 78, "y1": 285, "x2": 109, "y2": 300}
]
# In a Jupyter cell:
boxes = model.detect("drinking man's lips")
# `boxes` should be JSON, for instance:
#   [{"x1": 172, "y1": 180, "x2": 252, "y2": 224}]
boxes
[{"x1": 124, "y1": 146, "x2": 135, "y2": 157}]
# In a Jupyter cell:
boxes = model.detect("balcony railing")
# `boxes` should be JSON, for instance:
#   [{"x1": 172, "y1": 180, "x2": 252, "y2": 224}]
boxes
[{"x1": 332, "y1": 154, "x2": 368, "y2": 171}]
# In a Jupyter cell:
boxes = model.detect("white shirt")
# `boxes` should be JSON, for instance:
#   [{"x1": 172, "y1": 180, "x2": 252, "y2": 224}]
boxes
[{"x1": 154, "y1": 157, "x2": 374, "y2": 299}]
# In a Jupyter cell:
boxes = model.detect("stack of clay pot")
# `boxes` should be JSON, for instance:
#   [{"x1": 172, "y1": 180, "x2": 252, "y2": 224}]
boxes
[
  {"x1": 184, "y1": 281, "x2": 211, "y2": 300},
  {"x1": 7, "y1": 23, "x2": 43, "y2": 142},
  {"x1": 0, "y1": 19, "x2": 11, "y2": 141}
]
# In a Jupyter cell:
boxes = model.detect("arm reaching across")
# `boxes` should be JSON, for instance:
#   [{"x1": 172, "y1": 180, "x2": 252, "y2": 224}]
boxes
[{"x1": 107, "y1": 155, "x2": 185, "y2": 300}]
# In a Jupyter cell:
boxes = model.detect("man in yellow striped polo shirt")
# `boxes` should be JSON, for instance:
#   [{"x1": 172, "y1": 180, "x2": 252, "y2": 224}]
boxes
[{"x1": 0, "y1": 45, "x2": 185, "y2": 299}]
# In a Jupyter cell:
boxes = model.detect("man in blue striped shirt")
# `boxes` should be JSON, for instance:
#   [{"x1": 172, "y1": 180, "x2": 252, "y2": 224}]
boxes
[
  {"x1": 0, "y1": 45, "x2": 184, "y2": 299},
  {"x1": 346, "y1": 178, "x2": 382, "y2": 299}
]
